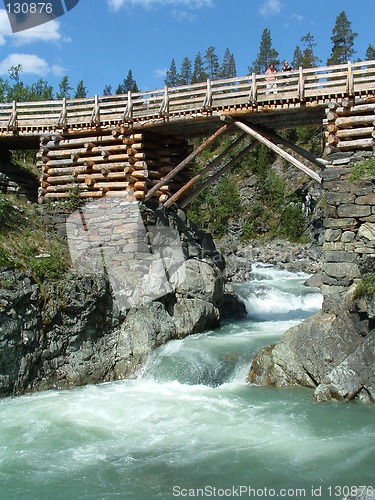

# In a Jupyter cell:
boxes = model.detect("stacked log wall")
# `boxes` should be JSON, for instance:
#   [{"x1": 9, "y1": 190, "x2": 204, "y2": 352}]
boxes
[
  {"x1": 325, "y1": 98, "x2": 375, "y2": 155},
  {"x1": 37, "y1": 129, "x2": 194, "y2": 205},
  {"x1": 322, "y1": 99, "x2": 375, "y2": 310}
]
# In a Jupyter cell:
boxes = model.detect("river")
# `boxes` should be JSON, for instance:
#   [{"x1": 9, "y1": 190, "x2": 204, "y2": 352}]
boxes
[{"x1": 0, "y1": 264, "x2": 374, "y2": 499}]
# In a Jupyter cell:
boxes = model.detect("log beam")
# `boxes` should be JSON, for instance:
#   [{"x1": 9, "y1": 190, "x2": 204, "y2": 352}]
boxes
[
  {"x1": 180, "y1": 141, "x2": 258, "y2": 209},
  {"x1": 256, "y1": 126, "x2": 328, "y2": 168},
  {"x1": 164, "y1": 132, "x2": 248, "y2": 208},
  {"x1": 221, "y1": 116, "x2": 322, "y2": 183}
]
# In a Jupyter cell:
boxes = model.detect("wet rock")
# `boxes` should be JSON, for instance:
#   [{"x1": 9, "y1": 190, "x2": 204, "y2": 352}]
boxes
[
  {"x1": 249, "y1": 287, "x2": 375, "y2": 402},
  {"x1": 219, "y1": 285, "x2": 247, "y2": 320}
]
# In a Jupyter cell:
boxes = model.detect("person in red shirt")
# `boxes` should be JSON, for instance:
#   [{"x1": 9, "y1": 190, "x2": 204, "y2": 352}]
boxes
[{"x1": 265, "y1": 64, "x2": 277, "y2": 94}]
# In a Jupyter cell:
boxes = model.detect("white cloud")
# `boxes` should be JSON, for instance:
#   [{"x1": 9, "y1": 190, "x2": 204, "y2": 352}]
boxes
[
  {"x1": 107, "y1": 0, "x2": 126, "y2": 11},
  {"x1": 0, "y1": 9, "x2": 64, "y2": 45},
  {"x1": 12, "y1": 20, "x2": 63, "y2": 45},
  {"x1": 51, "y1": 64, "x2": 66, "y2": 77},
  {"x1": 107, "y1": 0, "x2": 213, "y2": 13},
  {"x1": 154, "y1": 68, "x2": 167, "y2": 78},
  {"x1": 171, "y1": 9, "x2": 194, "y2": 21},
  {"x1": 292, "y1": 13, "x2": 304, "y2": 22},
  {"x1": 259, "y1": 0, "x2": 282, "y2": 17},
  {"x1": 0, "y1": 54, "x2": 50, "y2": 77},
  {"x1": 0, "y1": 10, "x2": 12, "y2": 45}
]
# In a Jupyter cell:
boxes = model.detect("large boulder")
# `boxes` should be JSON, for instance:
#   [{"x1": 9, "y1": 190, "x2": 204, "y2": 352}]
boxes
[{"x1": 249, "y1": 287, "x2": 375, "y2": 402}]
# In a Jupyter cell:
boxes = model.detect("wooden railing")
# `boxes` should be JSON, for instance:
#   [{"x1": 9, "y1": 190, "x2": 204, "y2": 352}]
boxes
[{"x1": 1, "y1": 60, "x2": 375, "y2": 135}]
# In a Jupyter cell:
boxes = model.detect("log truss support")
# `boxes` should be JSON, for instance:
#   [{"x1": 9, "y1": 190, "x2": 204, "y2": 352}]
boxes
[
  {"x1": 221, "y1": 116, "x2": 322, "y2": 184},
  {"x1": 162, "y1": 114, "x2": 323, "y2": 209},
  {"x1": 164, "y1": 132, "x2": 248, "y2": 208},
  {"x1": 180, "y1": 141, "x2": 258, "y2": 209},
  {"x1": 259, "y1": 128, "x2": 328, "y2": 170}
]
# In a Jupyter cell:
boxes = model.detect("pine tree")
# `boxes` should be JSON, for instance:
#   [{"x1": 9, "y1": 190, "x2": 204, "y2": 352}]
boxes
[
  {"x1": 178, "y1": 57, "x2": 192, "y2": 85},
  {"x1": 301, "y1": 33, "x2": 321, "y2": 67},
  {"x1": 249, "y1": 28, "x2": 279, "y2": 74},
  {"x1": 165, "y1": 59, "x2": 178, "y2": 87},
  {"x1": 292, "y1": 46, "x2": 304, "y2": 69},
  {"x1": 74, "y1": 80, "x2": 88, "y2": 98},
  {"x1": 115, "y1": 83, "x2": 125, "y2": 94},
  {"x1": 220, "y1": 48, "x2": 237, "y2": 78},
  {"x1": 327, "y1": 11, "x2": 358, "y2": 65},
  {"x1": 0, "y1": 77, "x2": 10, "y2": 102},
  {"x1": 56, "y1": 76, "x2": 73, "y2": 99},
  {"x1": 204, "y1": 46, "x2": 220, "y2": 80},
  {"x1": 30, "y1": 79, "x2": 54, "y2": 100},
  {"x1": 293, "y1": 33, "x2": 321, "y2": 68},
  {"x1": 116, "y1": 70, "x2": 139, "y2": 94},
  {"x1": 103, "y1": 84, "x2": 112, "y2": 96},
  {"x1": 124, "y1": 70, "x2": 139, "y2": 92},
  {"x1": 8, "y1": 64, "x2": 22, "y2": 83},
  {"x1": 365, "y1": 44, "x2": 375, "y2": 61},
  {"x1": 191, "y1": 52, "x2": 208, "y2": 83}
]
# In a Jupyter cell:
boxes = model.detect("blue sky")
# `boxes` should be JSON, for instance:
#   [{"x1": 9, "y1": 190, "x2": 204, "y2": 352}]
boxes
[{"x1": 0, "y1": 0, "x2": 373, "y2": 96}]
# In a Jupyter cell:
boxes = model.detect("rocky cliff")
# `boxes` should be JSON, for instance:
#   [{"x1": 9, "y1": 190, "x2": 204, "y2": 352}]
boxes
[{"x1": 0, "y1": 206, "x2": 233, "y2": 397}]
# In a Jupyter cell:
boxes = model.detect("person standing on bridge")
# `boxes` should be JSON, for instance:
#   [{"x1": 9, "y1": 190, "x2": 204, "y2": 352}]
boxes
[
  {"x1": 281, "y1": 61, "x2": 293, "y2": 86},
  {"x1": 282, "y1": 60, "x2": 292, "y2": 73},
  {"x1": 265, "y1": 64, "x2": 277, "y2": 94}
]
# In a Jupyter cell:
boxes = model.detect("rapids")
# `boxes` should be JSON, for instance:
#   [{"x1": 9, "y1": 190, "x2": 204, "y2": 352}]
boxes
[{"x1": 0, "y1": 264, "x2": 374, "y2": 500}]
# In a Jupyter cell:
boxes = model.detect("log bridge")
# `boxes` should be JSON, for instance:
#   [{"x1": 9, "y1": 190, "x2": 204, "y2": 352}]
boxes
[{"x1": 0, "y1": 60, "x2": 375, "y2": 206}]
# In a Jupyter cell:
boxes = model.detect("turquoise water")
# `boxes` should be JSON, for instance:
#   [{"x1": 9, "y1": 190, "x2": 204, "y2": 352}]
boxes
[{"x1": 0, "y1": 265, "x2": 374, "y2": 500}]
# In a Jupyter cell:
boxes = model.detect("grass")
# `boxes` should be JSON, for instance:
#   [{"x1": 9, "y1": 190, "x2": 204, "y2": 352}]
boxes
[
  {"x1": 350, "y1": 158, "x2": 375, "y2": 182},
  {"x1": 354, "y1": 273, "x2": 375, "y2": 299},
  {"x1": 0, "y1": 193, "x2": 71, "y2": 283}
]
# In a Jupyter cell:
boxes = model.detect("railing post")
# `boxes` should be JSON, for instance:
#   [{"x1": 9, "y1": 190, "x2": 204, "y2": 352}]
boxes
[
  {"x1": 298, "y1": 66, "x2": 305, "y2": 100},
  {"x1": 202, "y1": 78, "x2": 212, "y2": 111},
  {"x1": 159, "y1": 85, "x2": 169, "y2": 117},
  {"x1": 91, "y1": 94, "x2": 100, "y2": 126},
  {"x1": 123, "y1": 91, "x2": 134, "y2": 122},
  {"x1": 250, "y1": 72, "x2": 257, "y2": 105},
  {"x1": 8, "y1": 100, "x2": 17, "y2": 130},
  {"x1": 57, "y1": 97, "x2": 67, "y2": 128},
  {"x1": 346, "y1": 60, "x2": 354, "y2": 96}
]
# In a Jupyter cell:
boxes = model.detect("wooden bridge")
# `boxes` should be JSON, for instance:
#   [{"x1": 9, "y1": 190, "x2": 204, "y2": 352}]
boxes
[{"x1": 0, "y1": 60, "x2": 374, "y2": 206}]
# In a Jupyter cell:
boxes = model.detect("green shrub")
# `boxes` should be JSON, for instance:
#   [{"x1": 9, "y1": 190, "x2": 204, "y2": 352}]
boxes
[
  {"x1": 0, "y1": 247, "x2": 12, "y2": 267},
  {"x1": 354, "y1": 273, "x2": 375, "y2": 299},
  {"x1": 30, "y1": 252, "x2": 67, "y2": 281},
  {"x1": 65, "y1": 185, "x2": 84, "y2": 212},
  {"x1": 0, "y1": 194, "x2": 15, "y2": 228},
  {"x1": 279, "y1": 202, "x2": 306, "y2": 242},
  {"x1": 350, "y1": 158, "x2": 375, "y2": 182},
  {"x1": 188, "y1": 176, "x2": 241, "y2": 238}
]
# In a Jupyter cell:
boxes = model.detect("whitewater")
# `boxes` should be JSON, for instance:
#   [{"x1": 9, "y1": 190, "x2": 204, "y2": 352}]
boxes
[{"x1": 0, "y1": 264, "x2": 374, "y2": 499}]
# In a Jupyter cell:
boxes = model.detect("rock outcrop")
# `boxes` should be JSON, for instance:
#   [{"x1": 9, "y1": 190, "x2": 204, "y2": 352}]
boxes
[
  {"x1": 0, "y1": 206, "x2": 226, "y2": 397},
  {"x1": 249, "y1": 286, "x2": 375, "y2": 402}
]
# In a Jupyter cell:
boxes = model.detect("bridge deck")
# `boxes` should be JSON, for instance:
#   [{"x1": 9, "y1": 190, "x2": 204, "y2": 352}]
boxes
[{"x1": 1, "y1": 60, "x2": 375, "y2": 148}]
